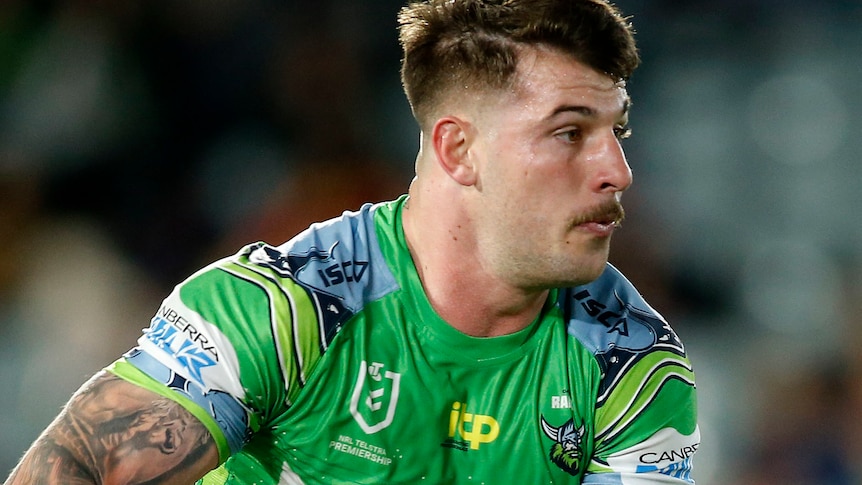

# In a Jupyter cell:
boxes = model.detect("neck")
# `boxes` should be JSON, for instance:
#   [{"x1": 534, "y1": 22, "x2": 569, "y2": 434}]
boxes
[{"x1": 402, "y1": 179, "x2": 548, "y2": 338}]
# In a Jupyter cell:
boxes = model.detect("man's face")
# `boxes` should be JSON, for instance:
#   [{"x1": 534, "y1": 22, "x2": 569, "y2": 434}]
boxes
[
  {"x1": 104, "y1": 406, "x2": 210, "y2": 483},
  {"x1": 469, "y1": 46, "x2": 632, "y2": 289}
]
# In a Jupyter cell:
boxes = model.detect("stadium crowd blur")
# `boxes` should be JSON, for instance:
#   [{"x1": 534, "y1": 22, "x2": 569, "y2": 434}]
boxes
[{"x1": 1, "y1": 1, "x2": 861, "y2": 483}]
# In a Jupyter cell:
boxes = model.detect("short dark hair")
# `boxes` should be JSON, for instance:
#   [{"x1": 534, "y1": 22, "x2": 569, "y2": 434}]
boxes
[{"x1": 398, "y1": 0, "x2": 639, "y2": 126}]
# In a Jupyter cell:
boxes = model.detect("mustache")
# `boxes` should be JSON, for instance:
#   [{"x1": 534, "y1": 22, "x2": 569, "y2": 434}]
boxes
[{"x1": 572, "y1": 200, "x2": 626, "y2": 227}]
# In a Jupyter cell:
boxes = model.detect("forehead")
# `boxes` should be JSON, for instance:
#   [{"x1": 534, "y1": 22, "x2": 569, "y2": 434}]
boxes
[{"x1": 509, "y1": 46, "x2": 629, "y2": 116}]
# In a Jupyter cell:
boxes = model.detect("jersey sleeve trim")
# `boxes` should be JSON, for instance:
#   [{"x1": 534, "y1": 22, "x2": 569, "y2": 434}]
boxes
[{"x1": 107, "y1": 358, "x2": 233, "y2": 464}]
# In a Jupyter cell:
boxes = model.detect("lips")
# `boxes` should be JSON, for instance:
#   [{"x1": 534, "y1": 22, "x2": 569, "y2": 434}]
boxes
[
  {"x1": 573, "y1": 202, "x2": 625, "y2": 236},
  {"x1": 577, "y1": 220, "x2": 619, "y2": 237}
]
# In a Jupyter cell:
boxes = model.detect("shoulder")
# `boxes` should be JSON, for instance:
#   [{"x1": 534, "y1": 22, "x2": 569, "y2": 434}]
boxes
[
  {"x1": 238, "y1": 200, "x2": 401, "y2": 319},
  {"x1": 153, "y1": 200, "x2": 403, "y2": 364},
  {"x1": 557, "y1": 264, "x2": 690, "y2": 392}
]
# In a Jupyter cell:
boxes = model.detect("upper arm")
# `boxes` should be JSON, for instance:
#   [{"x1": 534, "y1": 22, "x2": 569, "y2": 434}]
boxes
[
  {"x1": 5, "y1": 371, "x2": 219, "y2": 485},
  {"x1": 584, "y1": 354, "x2": 700, "y2": 484}
]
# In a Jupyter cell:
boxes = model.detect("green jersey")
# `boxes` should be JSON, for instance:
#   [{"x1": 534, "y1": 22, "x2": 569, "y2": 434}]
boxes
[{"x1": 111, "y1": 196, "x2": 699, "y2": 484}]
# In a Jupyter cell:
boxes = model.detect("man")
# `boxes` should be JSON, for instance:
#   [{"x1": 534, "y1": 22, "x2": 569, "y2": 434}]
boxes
[{"x1": 5, "y1": 0, "x2": 700, "y2": 483}]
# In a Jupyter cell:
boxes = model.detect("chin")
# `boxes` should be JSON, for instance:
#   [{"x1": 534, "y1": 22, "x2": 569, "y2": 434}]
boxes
[
  {"x1": 535, "y1": 263, "x2": 606, "y2": 290},
  {"x1": 568, "y1": 256, "x2": 610, "y2": 286}
]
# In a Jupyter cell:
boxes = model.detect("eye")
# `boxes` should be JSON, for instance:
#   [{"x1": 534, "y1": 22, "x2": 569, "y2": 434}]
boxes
[
  {"x1": 554, "y1": 127, "x2": 582, "y2": 144},
  {"x1": 614, "y1": 125, "x2": 632, "y2": 141}
]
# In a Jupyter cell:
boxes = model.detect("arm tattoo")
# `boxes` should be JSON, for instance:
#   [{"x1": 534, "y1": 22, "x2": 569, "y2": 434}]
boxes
[{"x1": 5, "y1": 372, "x2": 218, "y2": 485}]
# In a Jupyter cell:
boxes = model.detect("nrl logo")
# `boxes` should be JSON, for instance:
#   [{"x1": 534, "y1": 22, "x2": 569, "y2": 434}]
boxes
[
  {"x1": 541, "y1": 416, "x2": 585, "y2": 476},
  {"x1": 349, "y1": 361, "x2": 401, "y2": 434}
]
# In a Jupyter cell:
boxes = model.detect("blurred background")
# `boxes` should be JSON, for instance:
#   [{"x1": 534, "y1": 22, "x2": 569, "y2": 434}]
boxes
[{"x1": 1, "y1": 0, "x2": 861, "y2": 483}]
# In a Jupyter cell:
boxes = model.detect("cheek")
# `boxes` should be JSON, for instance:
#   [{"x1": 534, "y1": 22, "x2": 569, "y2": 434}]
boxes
[
  {"x1": 485, "y1": 142, "x2": 580, "y2": 208},
  {"x1": 521, "y1": 163, "x2": 581, "y2": 202},
  {"x1": 519, "y1": 143, "x2": 580, "y2": 180}
]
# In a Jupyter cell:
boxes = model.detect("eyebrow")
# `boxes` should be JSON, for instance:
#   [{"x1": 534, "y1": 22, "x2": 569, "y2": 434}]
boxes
[{"x1": 546, "y1": 97, "x2": 632, "y2": 121}]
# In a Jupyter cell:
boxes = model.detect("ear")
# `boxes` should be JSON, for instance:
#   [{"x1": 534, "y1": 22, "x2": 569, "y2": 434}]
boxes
[{"x1": 431, "y1": 116, "x2": 478, "y2": 186}]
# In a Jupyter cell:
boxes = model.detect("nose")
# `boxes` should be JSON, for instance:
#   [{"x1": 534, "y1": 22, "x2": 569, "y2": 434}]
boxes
[{"x1": 592, "y1": 132, "x2": 632, "y2": 194}]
